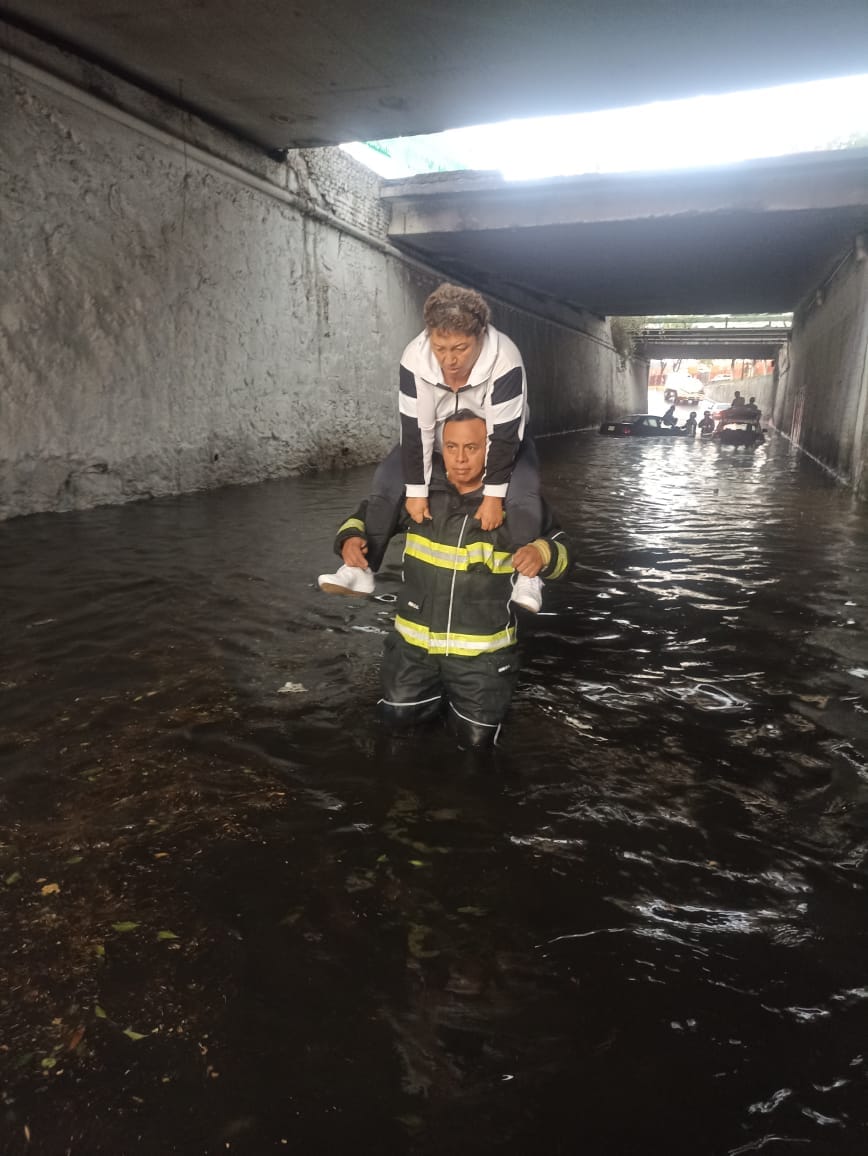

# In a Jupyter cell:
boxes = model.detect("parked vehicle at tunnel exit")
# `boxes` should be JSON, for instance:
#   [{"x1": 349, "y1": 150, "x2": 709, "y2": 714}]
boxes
[
  {"x1": 663, "y1": 377, "x2": 705, "y2": 406},
  {"x1": 599, "y1": 414, "x2": 682, "y2": 437}
]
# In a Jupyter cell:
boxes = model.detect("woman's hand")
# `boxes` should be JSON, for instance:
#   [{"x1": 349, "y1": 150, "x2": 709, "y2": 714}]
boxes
[
  {"x1": 405, "y1": 497, "x2": 431, "y2": 523},
  {"x1": 475, "y1": 495, "x2": 504, "y2": 531}
]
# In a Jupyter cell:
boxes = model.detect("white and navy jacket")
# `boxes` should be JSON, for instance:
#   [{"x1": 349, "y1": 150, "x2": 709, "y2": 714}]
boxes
[{"x1": 398, "y1": 325, "x2": 529, "y2": 502}]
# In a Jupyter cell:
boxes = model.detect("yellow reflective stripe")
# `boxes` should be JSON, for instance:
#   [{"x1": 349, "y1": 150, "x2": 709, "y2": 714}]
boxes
[
  {"x1": 530, "y1": 538, "x2": 552, "y2": 569},
  {"x1": 549, "y1": 540, "x2": 569, "y2": 580},
  {"x1": 395, "y1": 615, "x2": 516, "y2": 656},
  {"x1": 405, "y1": 533, "x2": 513, "y2": 574},
  {"x1": 405, "y1": 536, "x2": 463, "y2": 570},
  {"x1": 464, "y1": 541, "x2": 514, "y2": 573},
  {"x1": 394, "y1": 617, "x2": 432, "y2": 648},
  {"x1": 431, "y1": 626, "x2": 517, "y2": 653},
  {"x1": 339, "y1": 517, "x2": 366, "y2": 535}
]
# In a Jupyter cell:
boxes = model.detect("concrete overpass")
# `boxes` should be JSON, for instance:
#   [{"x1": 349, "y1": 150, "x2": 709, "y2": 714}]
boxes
[
  {"x1": 383, "y1": 151, "x2": 868, "y2": 317},
  {"x1": 4, "y1": 0, "x2": 868, "y2": 322},
  {"x1": 3, "y1": 0, "x2": 868, "y2": 150},
  {"x1": 638, "y1": 328, "x2": 791, "y2": 360}
]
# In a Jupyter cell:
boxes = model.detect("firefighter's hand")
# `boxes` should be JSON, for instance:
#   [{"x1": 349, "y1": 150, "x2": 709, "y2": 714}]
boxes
[
  {"x1": 475, "y1": 495, "x2": 504, "y2": 531},
  {"x1": 341, "y1": 537, "x2": 369, "y2": 569},
  {"x1": 405, "y1": 497, "x2": 431, "y2": 523},
  {"x1": 512, "y1": 544, "x2": 544, "y2": 577}
]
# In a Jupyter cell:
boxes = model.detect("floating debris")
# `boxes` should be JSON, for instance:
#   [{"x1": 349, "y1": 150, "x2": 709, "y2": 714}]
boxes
[{"x1": 277, "y1": 681, "x2": 308, "y2": 694}]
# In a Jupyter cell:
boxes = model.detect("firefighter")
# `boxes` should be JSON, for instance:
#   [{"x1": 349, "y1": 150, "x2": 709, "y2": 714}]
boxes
[{"x1": 319, "y1": 412, "x2": 570, "y2": 749}]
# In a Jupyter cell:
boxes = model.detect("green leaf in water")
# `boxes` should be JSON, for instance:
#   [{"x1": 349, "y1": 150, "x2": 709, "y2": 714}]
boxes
[
  {"x1": 41, "y1": 1056, "x2": 57, "y2": 1070},
  {"x1": 156, "y1": 930, "x2": 179, "y2": 941},
  {"x1": 111, "y1": 921, "x2": 139, "y2": 933},
  {"x1": 407, "y1": 924, "x2": 440, "y2": 960},
  {"x1": 94, "y1": 1005, "x2": 107, "y2": 1019},
  {"x1": 409, "y1": 860, "x2": 427, "y2": 868},
  {"x1": 94, "y1": 944, "x2": 105, "y2": 958},
  {"x1": 123, "y1": 1028, "x2": 146, "y2": 1041},
  {"x1": 4, "y1": 872, "x2": 21, "y2": 886},
  {"x1": 344, "y1": 872, "x2": 374, "y2": 893},
  {"x1": 457, "y1": 906, "x2": 489, "y2": 917},
  {"x1": 396, "y1": 1114, "x2": 425, "y2": 1134}
]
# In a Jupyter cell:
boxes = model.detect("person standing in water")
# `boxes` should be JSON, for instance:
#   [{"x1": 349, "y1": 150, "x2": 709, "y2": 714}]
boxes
[{"x1": 326, "y1": 412, "x2": 571, "y2": 748}]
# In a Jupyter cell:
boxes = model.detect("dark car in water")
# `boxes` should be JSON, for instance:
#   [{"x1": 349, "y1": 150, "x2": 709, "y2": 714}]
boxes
[
  {"x1": 599, "y1": 414, "x2": 681, "y2": 437},
  {"x1": 717, "y1": 420, "x2": 765, "y2": 446},
  {"x1": 713, "y1": 405, "x2": 766, "y2": 446}
]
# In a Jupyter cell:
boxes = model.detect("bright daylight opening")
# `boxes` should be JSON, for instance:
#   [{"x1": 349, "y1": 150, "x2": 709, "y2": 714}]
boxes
[
  {"x1": 342, "y1": 73, "x2": 866, "y2": 435},
  {"x1": 342, "y1": 73, "x2": 868, "y2": 181}
]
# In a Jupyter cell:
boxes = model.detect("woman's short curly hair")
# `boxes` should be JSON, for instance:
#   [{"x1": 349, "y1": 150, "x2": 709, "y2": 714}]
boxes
[{"x1": 422, "y1": 283, "x2": 491, "y2": 337}]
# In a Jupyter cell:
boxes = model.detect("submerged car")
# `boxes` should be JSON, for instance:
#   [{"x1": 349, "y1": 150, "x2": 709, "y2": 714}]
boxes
[
  {"x1": 713, "y1": 404, "x2": 766, "y2": 446},
  {"x1": 599, "y1": 414, "x2": 682, "y2": 437},
  {"x1": 717, "y1": 420, "x2": 765, "y2": 446}
]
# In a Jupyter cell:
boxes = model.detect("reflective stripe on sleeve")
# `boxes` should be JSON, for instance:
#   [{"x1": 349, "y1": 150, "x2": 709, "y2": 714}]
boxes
[
  {"x1": 339, "y1": 517, "x2": 366, "y2": 536},
  {"x1": 548, "y1": 540, "x2": 570, "y2": 580}
]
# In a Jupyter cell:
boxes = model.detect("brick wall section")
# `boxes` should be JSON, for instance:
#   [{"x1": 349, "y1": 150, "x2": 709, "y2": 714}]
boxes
[{"x1": 294, "y1": 148, "x2": 392, "y2": 240}]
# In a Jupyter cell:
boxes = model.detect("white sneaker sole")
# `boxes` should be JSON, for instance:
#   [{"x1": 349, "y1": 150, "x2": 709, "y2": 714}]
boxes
[{"x1": 318, "y1": 580, "x2": 372, "y2": 596}]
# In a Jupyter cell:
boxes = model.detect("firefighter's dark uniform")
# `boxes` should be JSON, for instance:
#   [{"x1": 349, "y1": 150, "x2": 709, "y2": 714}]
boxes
[{"x1": 332, "y1": 471, "x2": 570, "y2": 748}]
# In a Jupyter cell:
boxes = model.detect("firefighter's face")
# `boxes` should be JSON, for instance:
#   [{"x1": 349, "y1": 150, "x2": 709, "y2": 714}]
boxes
[{"x1": 442, "y1": 417, "x2": 487, "y2": 492}]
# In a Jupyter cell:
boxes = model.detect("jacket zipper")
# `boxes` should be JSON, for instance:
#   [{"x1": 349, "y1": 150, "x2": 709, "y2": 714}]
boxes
[{"x1": 444, "y1": 514, "x2": 468, "y2": 657}]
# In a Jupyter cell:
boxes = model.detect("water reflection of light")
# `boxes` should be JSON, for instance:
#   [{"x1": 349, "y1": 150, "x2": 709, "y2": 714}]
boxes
[{"x1": 633, "y1": 901, "x2": 788, "y2": 935}]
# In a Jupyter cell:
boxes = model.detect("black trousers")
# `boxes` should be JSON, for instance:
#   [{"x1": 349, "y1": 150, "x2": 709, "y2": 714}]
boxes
[
  {"x1": 377, "y1": 633, "x2": 522, "y2": 749},
  {"x1": 363, "y1": 438, "x2": 543, "y2": 572}
]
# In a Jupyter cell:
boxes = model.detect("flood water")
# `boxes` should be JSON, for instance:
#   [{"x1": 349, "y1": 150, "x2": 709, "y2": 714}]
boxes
[{"x1": 2, "y1": 430, "x2": 868, "y2": 1155}]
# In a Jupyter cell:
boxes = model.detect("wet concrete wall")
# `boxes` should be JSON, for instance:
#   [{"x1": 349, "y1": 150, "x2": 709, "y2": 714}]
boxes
[
  {"x1": 705, "y1": 373, "x2": 777, "y2": 412},
  {"x1": 743, "y1": 373, "x2": 777, "y2": 414},
  {"x1": 1, "y1": 41, "x2": 643, "y2": 521},
  {"x1": 774, "y1": 247, "x2": 868, "y2": 498}
]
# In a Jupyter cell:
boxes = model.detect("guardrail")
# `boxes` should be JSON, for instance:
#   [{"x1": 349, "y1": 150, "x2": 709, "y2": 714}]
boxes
[{"x1": 642, "y1": 315, "x2": 792, "y2": 331}]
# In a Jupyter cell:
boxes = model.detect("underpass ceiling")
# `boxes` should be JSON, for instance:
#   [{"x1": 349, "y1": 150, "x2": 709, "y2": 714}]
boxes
[
  {"x1": 383, "y1": 151, "x2": 868, "y2": 316},
  {"x1": 3, "y1": 0, "x2": 868, "y2": 150}
]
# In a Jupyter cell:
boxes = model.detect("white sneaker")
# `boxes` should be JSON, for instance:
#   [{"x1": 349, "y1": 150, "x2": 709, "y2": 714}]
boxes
[
  {"x1": 511, "y1": 574, "x2": 543, "y2": 613},
  {"x1": 317, "y1": 563, "x2": 375, "y2": 596}
]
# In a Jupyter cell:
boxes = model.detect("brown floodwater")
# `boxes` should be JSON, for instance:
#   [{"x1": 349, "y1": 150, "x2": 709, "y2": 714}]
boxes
[{"x1": 1, "y1": 430, "x2": 868, "y2": 1155}]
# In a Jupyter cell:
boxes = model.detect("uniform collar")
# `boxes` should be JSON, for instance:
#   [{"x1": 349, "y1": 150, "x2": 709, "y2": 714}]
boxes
[{"x1": 430, "y1": 473, "x2": 483, "y2": 506}]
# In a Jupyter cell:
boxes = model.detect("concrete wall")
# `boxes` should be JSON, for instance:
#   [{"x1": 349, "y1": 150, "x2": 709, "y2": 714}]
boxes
[
  {"x1": 773, "y1": 247, "x2": 868, "y2": 498},
  {"x1": 0, "y1": 43, "x2": 644, "y2": 520},
  {"x1": 705, "y1": 373, "x2": 777, "y2": 412},
  {"x1": 489, "y1": 310, "x2": 647, "y2": 436}
]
